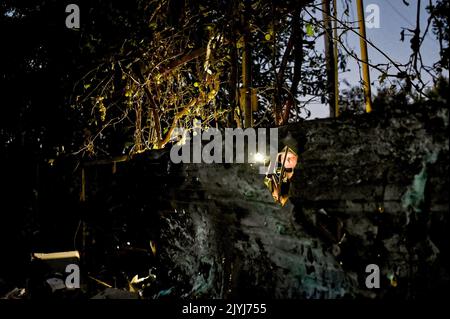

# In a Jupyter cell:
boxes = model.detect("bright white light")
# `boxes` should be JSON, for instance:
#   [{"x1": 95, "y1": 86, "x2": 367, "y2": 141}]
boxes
[{"x1": 254, "y1": 153, "x2": 265, "y2": 163}]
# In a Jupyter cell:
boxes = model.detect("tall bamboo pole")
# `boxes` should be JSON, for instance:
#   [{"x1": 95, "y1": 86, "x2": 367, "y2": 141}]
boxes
[
  {"x1": 356, "y1": 0, "x2": 373, "y2": 113},
  {"x1": 242, "y1": 3, "x2": 252, "y2": 128}
]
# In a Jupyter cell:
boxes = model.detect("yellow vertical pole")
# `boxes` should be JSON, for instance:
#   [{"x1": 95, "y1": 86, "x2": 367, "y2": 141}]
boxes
[
  {"x1": 356, "y1": 0, "x2": 373, "y2": 113},
  {"x1": 332, "y1": 0, "x2": 339, "y2": 117},
  {"x1": 242, "y1": 24, "x2": 252, "y2": 127},
  {"x1": 242, "y1": 40, "x2": 252, "y2": 128}
]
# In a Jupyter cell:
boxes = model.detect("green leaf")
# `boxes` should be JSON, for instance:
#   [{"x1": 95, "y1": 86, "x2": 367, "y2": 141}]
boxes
[{"x1": 306, "y1": 23, "x2": 315, "y2": 37}]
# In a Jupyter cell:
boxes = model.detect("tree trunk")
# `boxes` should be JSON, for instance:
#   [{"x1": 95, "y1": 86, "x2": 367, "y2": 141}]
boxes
[{"x1": 241, "y1": 2, "x2": 253, "y2": 128}]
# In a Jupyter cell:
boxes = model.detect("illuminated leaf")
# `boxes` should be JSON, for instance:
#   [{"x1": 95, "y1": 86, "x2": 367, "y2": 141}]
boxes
[
  {"x1": 150, "y1": 241, "x2": 157, "y2": 255},
  {"x1": 236, "y1": 36, "x2": 244, "y2": 49},
  {"x1": 306, "y1": 23, "x2": 315, "y2": 37}
]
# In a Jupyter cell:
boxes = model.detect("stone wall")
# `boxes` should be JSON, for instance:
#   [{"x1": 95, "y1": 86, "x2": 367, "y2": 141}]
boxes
[
  {"x1": 151, "y1": 105, "x2": 449, "y2": 299},
  {"x1": 21, "y1": 104, "x2": 447, "y2": 299}
]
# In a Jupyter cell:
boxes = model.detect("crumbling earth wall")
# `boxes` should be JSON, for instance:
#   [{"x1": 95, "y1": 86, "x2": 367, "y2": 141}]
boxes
[
  {"x1": 5, "y1": 104, "x2": 446, "y2": 299},
  {"x1": 153, "y1": 105, "x2": 449, "y2": 299}
]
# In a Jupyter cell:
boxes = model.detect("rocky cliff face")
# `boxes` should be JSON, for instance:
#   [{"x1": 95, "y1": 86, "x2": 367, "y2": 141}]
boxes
[
  {"x1": 8, "y1": 105, "x2": 446, "y2": 299},
  {"x1": 159, "y1": 163, "x2": 353, "y2": 298},
  {"x1": 146, "y1": 105, "x2": 448, "y2": 299},
  {"x1": 284, "y1": 106, "x2": 449, "y2": 299}
]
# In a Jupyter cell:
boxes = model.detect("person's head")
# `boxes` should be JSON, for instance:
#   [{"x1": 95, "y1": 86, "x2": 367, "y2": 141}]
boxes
[{"x1": 279, "y1": 146, "x2": 298, "y2": 169}]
